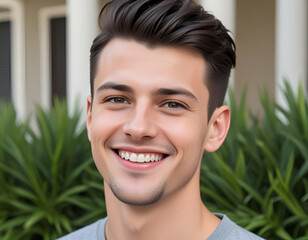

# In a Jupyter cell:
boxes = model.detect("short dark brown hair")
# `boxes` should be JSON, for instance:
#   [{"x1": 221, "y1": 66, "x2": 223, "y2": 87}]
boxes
[{"x1": 90, "y1": 0, "x2": 236, "y2": 119}]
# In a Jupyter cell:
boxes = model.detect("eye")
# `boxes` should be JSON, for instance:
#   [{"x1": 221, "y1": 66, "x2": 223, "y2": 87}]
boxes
[
  {"x1": 163, "y1": 101, "x2": 186, "y2": 109},
  {"x1": 106, "y1": 97, "x2": 129, "y2": 104}
]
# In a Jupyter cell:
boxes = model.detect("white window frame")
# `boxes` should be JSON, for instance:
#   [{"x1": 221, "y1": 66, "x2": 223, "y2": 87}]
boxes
[{"x1": 39, "y1": 5, "x2": 66, "y2": 109}]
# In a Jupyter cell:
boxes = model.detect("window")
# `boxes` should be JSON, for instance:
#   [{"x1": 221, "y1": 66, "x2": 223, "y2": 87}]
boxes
[
  {"x1": 0, "y1": 21, "x2": 11, "y2": 102},
  {"x1": 50, "y1": 17, "x2": 66, "y2": 105}
]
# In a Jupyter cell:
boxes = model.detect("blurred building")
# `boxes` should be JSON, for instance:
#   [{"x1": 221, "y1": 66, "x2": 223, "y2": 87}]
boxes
[{"x1": 0, "y1": 0, "x2": 307, "y2": 120}]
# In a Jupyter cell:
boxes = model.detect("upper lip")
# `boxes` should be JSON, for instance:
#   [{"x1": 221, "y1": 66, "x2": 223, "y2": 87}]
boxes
[{"x1": 111, "y1": 145, "x2": 171, "y2": 155}]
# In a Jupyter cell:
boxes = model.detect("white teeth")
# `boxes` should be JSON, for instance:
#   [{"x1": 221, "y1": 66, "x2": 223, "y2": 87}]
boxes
[
  {"x1": 145, "y1": 155, "x2": 150, "y2": 163},
  {"x1": 130, "y1": 153, "x2": 137, "y2": 162},
  {"x1": 118, "y1": 150, "x2": 164, "y2": 163},
  {"x1": 137, "y1": 154, "x2": 144, "y2": 163}
]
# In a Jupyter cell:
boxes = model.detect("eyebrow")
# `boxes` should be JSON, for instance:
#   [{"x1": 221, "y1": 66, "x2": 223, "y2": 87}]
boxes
[
  {"x1": 96, "y1": 82, "x2": 134, "y2": 94},
  {"x1": 96, "y1": 82, "x2": 198, "y2": 102},
  {"x1": 154, "y1": 88, "x2": 198, "y2": 102}
]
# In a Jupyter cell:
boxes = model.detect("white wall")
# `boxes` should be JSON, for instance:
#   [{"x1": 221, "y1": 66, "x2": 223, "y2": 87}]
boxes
[{"x1": 276, "y1": 0, "x2": 308, "y2": 108}]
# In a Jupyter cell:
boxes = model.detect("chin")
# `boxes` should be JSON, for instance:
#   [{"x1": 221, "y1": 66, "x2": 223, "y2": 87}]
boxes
[{"x1": 109, "y1": 179, "x2": 166, "y2": 206}]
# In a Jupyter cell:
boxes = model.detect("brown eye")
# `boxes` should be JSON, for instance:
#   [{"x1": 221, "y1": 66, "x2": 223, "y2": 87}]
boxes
[
  {"x1": 107, "y1": 97, "x2": 128, "y2": 104},
  {"x1": 164, "y1": 101, "x2": 185, "y2": 109}
]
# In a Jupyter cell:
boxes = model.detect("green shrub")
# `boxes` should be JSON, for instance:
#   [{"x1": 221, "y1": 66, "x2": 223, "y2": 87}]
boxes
[
  {"x1": 201, "y1": 81, "x2": 308, "y2": 240},
  {"x1": 0, "y1": 100, "x2": 106, "y2": 240}
]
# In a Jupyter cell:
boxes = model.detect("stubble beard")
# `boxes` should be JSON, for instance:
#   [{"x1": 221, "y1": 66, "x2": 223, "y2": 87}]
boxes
[{"x1": 108, "y1": 175, "x2": 167, "y2": 206}]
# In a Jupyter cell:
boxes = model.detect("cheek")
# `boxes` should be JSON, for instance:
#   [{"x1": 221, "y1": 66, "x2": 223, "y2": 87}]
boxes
[
  {"x1": 90, "y1": 109, "x2": 124, "y2": 139},
  {"x1": 163, "y1": 119, "x2": 205, "y2": 191},
  {"x1": 89, "y1": 110, "x2": 123, "y2": 176},
  {"x1": 161, "y1": 113, "x2": 207, "y2": 149},
  {"x1": 161, "y1": 116, "x2": 207, "y2": 166}
]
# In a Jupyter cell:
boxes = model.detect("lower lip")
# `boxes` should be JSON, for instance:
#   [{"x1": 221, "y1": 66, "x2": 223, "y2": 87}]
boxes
[{"x1": 114, "y1": 151, "x2": 165, "y2": 171}]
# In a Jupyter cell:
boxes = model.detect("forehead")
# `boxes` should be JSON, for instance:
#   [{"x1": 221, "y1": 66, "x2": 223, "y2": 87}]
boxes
[{"x1": 94, "y1": 38, "x2": 208, "y2": 93}]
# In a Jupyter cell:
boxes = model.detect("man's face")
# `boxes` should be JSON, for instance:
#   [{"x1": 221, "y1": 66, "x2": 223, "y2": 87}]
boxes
[{"x1": 87, "y1": 38, "x2": 212, "y2": 206}]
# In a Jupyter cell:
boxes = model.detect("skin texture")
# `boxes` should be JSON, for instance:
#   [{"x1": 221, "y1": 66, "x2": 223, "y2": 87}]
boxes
[{"x1": 86, "y1": 38, "x2": 230, "y2": 240}]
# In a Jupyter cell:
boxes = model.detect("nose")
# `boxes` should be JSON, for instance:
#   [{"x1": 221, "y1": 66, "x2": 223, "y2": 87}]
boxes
[{"x1": 122, "y1": 102, "x2": 158, "y2": 141}]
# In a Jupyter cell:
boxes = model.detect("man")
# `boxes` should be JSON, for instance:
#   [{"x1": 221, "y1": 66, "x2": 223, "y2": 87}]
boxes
[{"x1": 59, "y1": 0, "x2": 265, "y2": 239}]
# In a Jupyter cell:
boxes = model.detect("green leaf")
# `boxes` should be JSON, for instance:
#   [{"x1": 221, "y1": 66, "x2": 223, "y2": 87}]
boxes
[
  {"x1": 235, "y1": 149, "x2": 246, "y2": 180},
  {"x1": 24, "y1": 210, "x2": 46, "y2": 229}
]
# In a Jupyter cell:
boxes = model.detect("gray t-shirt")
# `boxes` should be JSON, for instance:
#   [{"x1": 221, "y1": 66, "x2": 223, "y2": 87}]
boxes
[{"x1": 57, "y1": 213, "x2": 265, "y2": 240}]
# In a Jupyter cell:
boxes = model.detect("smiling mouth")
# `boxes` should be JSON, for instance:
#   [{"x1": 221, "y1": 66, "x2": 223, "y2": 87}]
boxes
[{"x1": 114, "y1": 150, "x2": 167, "y2": 163}]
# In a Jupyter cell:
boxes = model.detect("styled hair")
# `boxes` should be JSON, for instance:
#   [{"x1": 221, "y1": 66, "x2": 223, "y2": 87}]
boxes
[{"x1": 90, "y1": 0, "x2": 236, "y2": 119}]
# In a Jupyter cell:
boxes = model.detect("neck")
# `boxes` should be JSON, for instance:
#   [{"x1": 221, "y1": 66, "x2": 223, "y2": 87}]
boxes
[{"x1": 104, "y1": 173, "x2": 220, "y2": 240}]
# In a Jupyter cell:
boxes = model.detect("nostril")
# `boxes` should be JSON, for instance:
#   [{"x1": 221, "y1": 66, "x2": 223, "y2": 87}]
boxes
[{"x1": 122, "y1": 116, "x2": 158, "y2": 140}]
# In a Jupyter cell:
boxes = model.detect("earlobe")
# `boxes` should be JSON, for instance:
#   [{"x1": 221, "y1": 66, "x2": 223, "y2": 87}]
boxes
[
  {"x1": 86, "y1": 96, "x2": 92, "y2": 141},
  {"x1": 203, "y1": 105, "x2": 230, "y2": 152}
]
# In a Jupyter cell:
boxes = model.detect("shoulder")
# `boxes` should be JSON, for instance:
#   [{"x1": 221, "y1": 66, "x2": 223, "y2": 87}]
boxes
[
  {"x1": 208, "y1": 214, "x2": 265, "y2": 240},
  {"x1": 56, "y1": 217, "x2": 107, "y2": 240},
  {"x1": 227, "y1": 224, "x2": 265, "y2": 240}
]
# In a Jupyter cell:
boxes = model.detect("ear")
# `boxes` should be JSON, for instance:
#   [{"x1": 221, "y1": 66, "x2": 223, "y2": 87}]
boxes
[
  {"x1": 203, "y1": 105, "x2": 230, "y2": 152},
  {"x1": 86, "y1": 95, "x2": 92, "y2": 142}
]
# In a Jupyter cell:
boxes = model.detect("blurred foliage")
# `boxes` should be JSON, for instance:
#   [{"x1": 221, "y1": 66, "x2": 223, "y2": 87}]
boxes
[
  {"x1": 0, "y1": 81, "x2": 307, "y2": 239},
  {"x1": 201, "y1": 81, "x2": 308, "y2": 240},
  {"x1": 0, "y1": 99, "x2": 106, "y2": 240}
]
